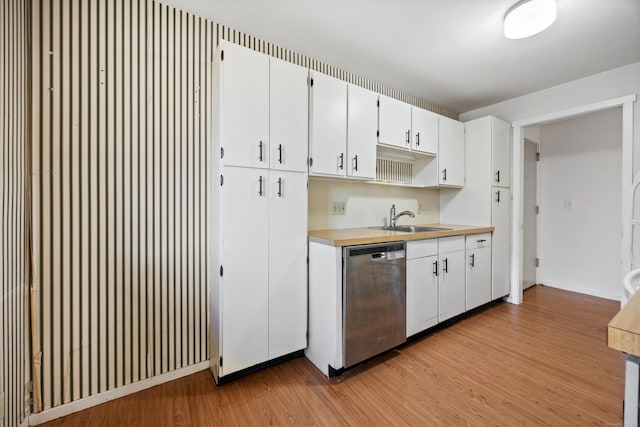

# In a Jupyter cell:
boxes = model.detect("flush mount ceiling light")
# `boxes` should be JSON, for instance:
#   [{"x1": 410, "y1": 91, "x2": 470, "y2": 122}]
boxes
[{"x1": 504, "y1": 0, "x2": 557, "y2": 39}]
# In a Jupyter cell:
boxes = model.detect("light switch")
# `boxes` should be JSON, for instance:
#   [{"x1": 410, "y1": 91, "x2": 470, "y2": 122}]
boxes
[{"x1": 564, "y1": 199, "x2": 575, "y2": 210}]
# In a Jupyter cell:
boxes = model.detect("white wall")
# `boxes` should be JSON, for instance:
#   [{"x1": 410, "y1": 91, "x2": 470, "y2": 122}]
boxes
[
  {"x1": 461, "y1": 61, "x2": 640, "y2": 176},
  {"x1": 537, "y1": 109, "x2": 622, "y2": 299},
  {"x1": 308, "y1": 179, "x2": 439, "y2": 230}
]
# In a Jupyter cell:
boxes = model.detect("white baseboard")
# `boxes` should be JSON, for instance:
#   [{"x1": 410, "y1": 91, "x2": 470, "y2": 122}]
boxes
[
  {"x1": 540, "y1": 280, "x2": 622, "y2": 301},
  {"x1": 29, "y1": 361, "x2": 210, "y2": 425}
]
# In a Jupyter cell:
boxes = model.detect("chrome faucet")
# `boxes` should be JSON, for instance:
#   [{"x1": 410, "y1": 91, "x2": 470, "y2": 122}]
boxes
[{"x1": 389, "y1": 204, "x2": 415, "y2": 228}]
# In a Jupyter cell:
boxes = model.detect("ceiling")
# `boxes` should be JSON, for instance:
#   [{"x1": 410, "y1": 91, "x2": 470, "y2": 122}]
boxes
[{"x1": 159, "y1": 0, "x2": 640, "y2": 114}]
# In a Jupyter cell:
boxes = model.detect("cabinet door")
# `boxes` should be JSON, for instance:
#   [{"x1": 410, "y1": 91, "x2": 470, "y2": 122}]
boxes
[
  {"x1": 466, "y1": 247, "x2": 492, "y2": 310},
  {"x1": 347, "y1": 84, "x2": 377, "y2": 179},
  {"x1": 438, "y1": 250, "x2": 466, "y2": 322},
  {"x1": 270, "y1": 58, "x2": 308, "y2": 172},
  {"x1": 268, "y1": 171, "x2": 308, "y2": 359},
  {"x1": 406, "y1": 255, "x2": 438, "y2": 337},
  {"x1": 411, "y1": 107, "x2": 438, "y2": 155},
  {"x1": 492, "y1": 117, "x2": 511, "y2": 188},
  {"x1": 378, "y1": 95, "x2": 411, "y2": 149},
  {"x1": 309, "y1": 72, "x2": 347, "y2": 176},
  {"x1": 492, "y1": 187, "x2": 511, "y2": 299},
  {"x1": 220, "y1": 166, "x2": 269, "y2": 375},
  {"x1": 438, "y1": 116, "x2": 465, "y2": 187},
  {"x1": 220, "y1": 41, "x2": 270, "y2": 169}
]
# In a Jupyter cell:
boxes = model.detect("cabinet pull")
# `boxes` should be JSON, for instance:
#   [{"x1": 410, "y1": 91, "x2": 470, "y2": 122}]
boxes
[
  {"x1": 338, "y1": 153, "x2": 344, "y2": 170},
  {"x1": 470, "y1": 253, "x2": 475, "y2": 267},
  {"x1": 259, "y1": 141, "x2": 264, "y2": 162},
  {"x1": 278, "y1": 144, "x2": 283, "y2": 164},
  {"x1": 406, "y1": 130, "x2": 410, "y2": 145},
  {"x1": 443, "y1": 258, "x2": 448, "y2": 274},
  {"x1": 353, "y1": 155, "x2": 358, "y2": 172},
  {"x1": 258, "y1": 176, "x2": 263, "y2": 196},
  {"x1": 433, "y1": 260, "x2": 438, "y2": 277},
  {"x1": 277, "y1": 177, "x2": 283, "y2": 198},
  {"x1": 495, "y1": 190, "x2": 501, "y2": 203},
  {"x1": 416, "y1": 132, "x2": 420, "y2": 146},
  {"x1": 442, "y1": 168, "x2": 447, "y2": 182},
  {"x1": 495, "y1": 170, "x2": 500, "y2": 183}
]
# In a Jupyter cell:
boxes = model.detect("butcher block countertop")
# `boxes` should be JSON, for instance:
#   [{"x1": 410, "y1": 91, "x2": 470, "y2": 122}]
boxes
[
  {"x1": 308, "y1": 224, "x2": 494, "y2": 247},
  {"x1": 608, "y1": 291, "x2": 640, "y2": 357}
]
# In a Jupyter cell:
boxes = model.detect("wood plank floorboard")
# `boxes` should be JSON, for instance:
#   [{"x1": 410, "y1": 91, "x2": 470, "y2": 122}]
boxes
[{"x1": 41, "y1": 285, "x2": 625, "y2": 426}]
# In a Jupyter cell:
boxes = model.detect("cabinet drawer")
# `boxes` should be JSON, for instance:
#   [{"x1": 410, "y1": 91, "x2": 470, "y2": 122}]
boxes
[
  {"x1": 438, "y1": 235, "x2": 465, "y2": 253},
  {"x1": 466, "y1": 233, "x2": 492, "y2": 250},
  {"x1": 406, "y1": 239, "x2": 438, "y2": 259}
]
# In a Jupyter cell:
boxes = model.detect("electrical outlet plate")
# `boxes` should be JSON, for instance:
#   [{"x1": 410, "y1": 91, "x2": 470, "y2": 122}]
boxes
[{"x1": 330, "y1": 201, "x2": 346, "y2": 215}]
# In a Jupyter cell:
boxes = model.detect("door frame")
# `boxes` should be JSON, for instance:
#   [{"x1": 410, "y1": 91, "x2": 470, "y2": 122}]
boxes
[
  {"x1": 522, "y1": 137, "x2": 539, "y2": 289},
  {"x1": 507, "y1": 94, "x2": 636, "y2": 304}
]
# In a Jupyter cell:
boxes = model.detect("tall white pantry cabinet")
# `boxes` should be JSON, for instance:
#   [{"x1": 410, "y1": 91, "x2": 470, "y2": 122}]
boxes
[
  {"x1": 440, "y1": 115, "x2": 512, "y2": 300},
  {"x1": 210, "y1": 40, "x2": 308, "y2": 383}
]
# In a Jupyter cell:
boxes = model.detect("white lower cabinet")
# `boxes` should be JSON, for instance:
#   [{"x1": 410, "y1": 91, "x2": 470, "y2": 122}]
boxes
[
  {"x1": 438, "y1": 236, "x2": 466, "y2": 322},
  {"x1": 212, "y1": 166, "x2": 307, "y2": 381},
  {"x1": 406, "y1": 240, "x2": 438, "y2": 337},
  {"x1": 492, "y1": 187, "x2": 511, "y2": 299},
  {"x1": 466, "y1": 234, "x2": 492, "y2": 310},
  {"x1": 406, "y1": 235, "x2": 467, "y2": 337}
]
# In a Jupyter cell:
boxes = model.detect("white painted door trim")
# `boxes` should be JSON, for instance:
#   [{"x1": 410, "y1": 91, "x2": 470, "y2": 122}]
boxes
[{"x1": 507, "y1": 94, "x2": 636, "y2": 304}]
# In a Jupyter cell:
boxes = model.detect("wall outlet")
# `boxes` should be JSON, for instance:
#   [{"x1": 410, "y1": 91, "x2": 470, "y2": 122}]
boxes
[
  {"x1": 564, "y1": 199, "x2": 575, "y2": 209},
  {"x1": 330, "y1": 201, "x2": 346, "y2": 215}
]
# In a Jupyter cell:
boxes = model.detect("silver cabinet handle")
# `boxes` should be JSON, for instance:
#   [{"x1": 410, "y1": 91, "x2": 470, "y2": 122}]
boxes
[
  {"x1": 278, "y1": 144, "x2": 283, "y2": 164},
  {"x1": 495, "y1": 190, "x2": 501, "y2": 203},
  {"x1": 443, "y1": 258, "x2": 448, "y2": 274},
  {"x1": 495, "y1": 170, "x2": 500, "y2": 183},
  {"x1": 338, "y1": 153, "x2": 344, "y2": 170},
  {"x1": 353, "y1": 155, "x2": 358, "y2": 172},
  {"x1": 259, "y1": 141, "x2": 264, "y2": 162},
  {"x1": 258, "y1": 176, "x2": 263, "y2": 196},
  {"x1": 277, "y1": 177, "x2": 283, "y2": 198},
  {"x1": 442, "y1": 168, "x2": 447, "y2": 182},
  {"x1": 470, "y1": 253, "x2": 475, "y2": 267},
  {"x1": 433, "y1": 260, "x2": 438, "y2": 277},
  {"x1": 406, "y1": 130, "x2": 410, "y2": 145},
  {"x1": 416, "y1": 132, "x2": 420, "y2": 146}
]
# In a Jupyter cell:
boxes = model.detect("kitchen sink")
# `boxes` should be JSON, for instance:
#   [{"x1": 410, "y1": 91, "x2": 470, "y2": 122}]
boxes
[{"x1": 368, "y1": 225, "x2": 452, "y2": 233}]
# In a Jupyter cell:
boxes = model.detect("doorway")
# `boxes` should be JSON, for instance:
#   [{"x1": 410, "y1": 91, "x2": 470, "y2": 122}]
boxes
[{"x1": 509, "y1": 94, "x2": 635, "y2": 305}]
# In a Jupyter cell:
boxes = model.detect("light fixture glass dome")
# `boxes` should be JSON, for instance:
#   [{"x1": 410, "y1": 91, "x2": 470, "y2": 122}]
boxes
[{"x1": 504, "y1": 0, "x2": 557, "y2": 39}]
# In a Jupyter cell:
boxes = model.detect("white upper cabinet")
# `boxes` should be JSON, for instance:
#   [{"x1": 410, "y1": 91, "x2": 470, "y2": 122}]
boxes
[
  {"x1": 411, "y1": 107, "x2": 438, "y2": 155},
  {"x1": 309, "y1": 72, "x2": 348, "y2": 176},
  {"x1": 347, "y1": 84, "x2": 378, "y2": 179},
  {"x1": 438, "y1": 115, "x2": 465, "y2": 187},
  {"x1": 219, "y1": 41, "x2": 270, "y2": 169},
  {"x1": 378, "y1": 95, "x2": 412, "y2": 149},
  {"x1": 492, "y1": 118, "x2": 511, "y2": 188},
  {"x1": 270, "y1": 57, "x2": 309, "y2": 172}
]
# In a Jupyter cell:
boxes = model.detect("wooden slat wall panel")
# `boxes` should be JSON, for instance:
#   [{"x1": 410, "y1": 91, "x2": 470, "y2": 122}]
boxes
[
  {"x1": 30, "y1": 0, "x2": 212, "y2": 411},
  {"x1": 30, "y1": 0, "x2": 456, "y2": 413},
  {"x1": 1, "y1": 0, "x2": 28, "y2": 425}
]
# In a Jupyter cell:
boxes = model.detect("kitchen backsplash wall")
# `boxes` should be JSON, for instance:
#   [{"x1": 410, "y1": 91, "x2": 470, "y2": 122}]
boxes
[
  {"x1": 1, "y1": 0, "x2": 28, "y2": 425},
  {"x1": 29, "y1": 0, "x2": 455, "y2": 414},
  {"x1": 309, "y1": 179, "x2": 439, "y2": 230}
]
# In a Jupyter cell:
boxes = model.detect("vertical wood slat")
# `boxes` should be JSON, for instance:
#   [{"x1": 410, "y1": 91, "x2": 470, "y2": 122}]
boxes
[{"x1": 1, "y1": 0, "x2": 27, "y2": 425}]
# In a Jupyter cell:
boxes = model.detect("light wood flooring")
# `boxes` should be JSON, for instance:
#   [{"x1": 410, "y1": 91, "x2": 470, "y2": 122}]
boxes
[{"x1": 42, "y1": 285, "x2": 625, "y2": 426}]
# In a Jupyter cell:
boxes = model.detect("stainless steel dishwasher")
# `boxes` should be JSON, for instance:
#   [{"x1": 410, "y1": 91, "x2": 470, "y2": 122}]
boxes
[{"x1": 343, "y1": 242, "x2": 406, "y2": 368}]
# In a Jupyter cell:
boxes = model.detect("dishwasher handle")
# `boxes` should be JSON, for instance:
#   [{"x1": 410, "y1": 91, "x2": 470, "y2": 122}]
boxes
[{"x1": 371, "y1": 252, "x2": 387, "y2": 260}]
